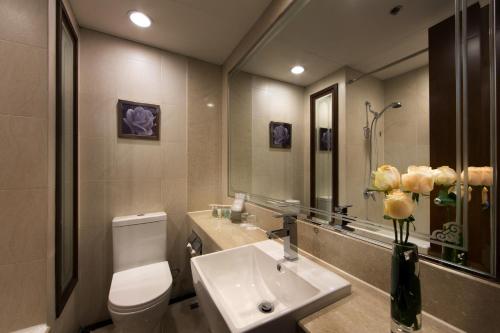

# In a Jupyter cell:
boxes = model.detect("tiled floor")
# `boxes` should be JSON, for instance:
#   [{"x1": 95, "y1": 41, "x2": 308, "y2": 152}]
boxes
[{"x1": 92, "y1": 297, "x2": 210, "y2": 333}]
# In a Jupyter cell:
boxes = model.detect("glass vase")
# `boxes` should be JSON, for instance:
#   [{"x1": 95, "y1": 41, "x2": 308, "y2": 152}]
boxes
[{"x1": 391, "y1": 242, "x2": 422, "y2": 332}]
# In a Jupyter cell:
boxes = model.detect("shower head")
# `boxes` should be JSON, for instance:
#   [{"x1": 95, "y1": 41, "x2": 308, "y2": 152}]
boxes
[{"x1": 377, "y1": 101, "x2": 402, "y2": 118}]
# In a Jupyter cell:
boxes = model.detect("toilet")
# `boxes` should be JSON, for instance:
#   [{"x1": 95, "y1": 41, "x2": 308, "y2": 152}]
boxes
[{"x1": 108, "y1": 212, "x2": 172, "y2": 333}]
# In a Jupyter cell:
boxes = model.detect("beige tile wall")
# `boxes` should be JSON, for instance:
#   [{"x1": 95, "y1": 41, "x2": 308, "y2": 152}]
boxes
[
  {"x1": 384, "y1": 66, "x2": 430, "y2": 234},
  {"x1": 187, "y1": 59, "x2": 222, "y2": 211},
  {"x1": 77, "y1": 29, "x2": 221, "y2": 326},
  {"x1": 228, "y1": 72, "x2": 253, "y2": 194},
  {"x1": 345, "y1": 68, "x2": 386, "y2": 223},
  {"x1": 228, "y1": 71, "x2": 305, "y2": 203},
  {"x1": 251, "y1": 74, "x2": 305, "y2": 202},
  {"x1": 0, "y1": 0, "x2": 49, "y2": 331}
]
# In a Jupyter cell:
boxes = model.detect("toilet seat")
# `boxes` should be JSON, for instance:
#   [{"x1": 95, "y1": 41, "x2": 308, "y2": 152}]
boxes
[{"x1": 108, "y1": 261, "x2": 172, "y2": 313}]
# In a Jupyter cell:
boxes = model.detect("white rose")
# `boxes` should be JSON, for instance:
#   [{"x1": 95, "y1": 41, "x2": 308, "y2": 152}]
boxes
[
  {"x1": 481, "y1": 167, "x2": 493, "y2": 186},
  {"x1": 461, "y1": 166, "x2": 493, "y2": 186},
  {"x1": 432, "y1": 166, "x2": 457, "y2": 186},
  {"x1": 372, "y1": 165, "x2": 400, "y2": 191},
  {"x1": 384, "y1": 189, "x2": 415, "y2": 220},
  {"x1": 401, "y1": 165, "x2": 435, "y2": 194}
]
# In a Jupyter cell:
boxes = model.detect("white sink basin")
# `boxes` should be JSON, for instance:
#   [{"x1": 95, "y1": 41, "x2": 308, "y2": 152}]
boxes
[{"x1": 191, "y1": 240, "x2": 351, "y2": 333}]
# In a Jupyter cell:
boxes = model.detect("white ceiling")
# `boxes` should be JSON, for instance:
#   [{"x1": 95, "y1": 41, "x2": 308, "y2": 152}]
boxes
[
  {"x1": 242, "y1": 0, "x2": 455, "y2": 86},
  {"x1": 68, "y1": 0, "x2": 272, "y2": 64}
]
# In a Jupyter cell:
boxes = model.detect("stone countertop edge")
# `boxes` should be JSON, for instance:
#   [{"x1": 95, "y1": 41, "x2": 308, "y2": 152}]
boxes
[{"x1": 187, "y1": 210, "x2": 464, "y2": 333}]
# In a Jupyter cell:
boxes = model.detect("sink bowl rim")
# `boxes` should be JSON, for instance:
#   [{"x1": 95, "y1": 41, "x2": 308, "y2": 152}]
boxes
[{"x1": 191, "y1": 240, "x2": 351, "y2": 332}]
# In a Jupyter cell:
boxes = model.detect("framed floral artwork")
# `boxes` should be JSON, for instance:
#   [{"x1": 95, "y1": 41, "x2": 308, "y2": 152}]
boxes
[
  {"x1": 269, "y1": 121, "x2": 292, "y2": 149},
  {"x1": 319, "y1": 127, "x2": 332, "y2": 151},
  {"x1": 117, "y1": 99, "x2": 160, "y2": 140}
]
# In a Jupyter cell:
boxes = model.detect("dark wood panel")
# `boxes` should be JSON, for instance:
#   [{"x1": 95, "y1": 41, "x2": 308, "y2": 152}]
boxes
[{"x1": 429, "y1": 3, "x2": 493, "y2": 273}]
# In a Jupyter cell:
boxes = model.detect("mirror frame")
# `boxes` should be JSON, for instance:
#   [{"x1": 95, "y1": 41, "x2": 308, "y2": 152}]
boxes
[
  {"x1": 227, "y1": 0, "x2": 500, "y2": 282},
  {"x1": 55, "y1": 0, "x2": 79, "y2": 317},
  {"x1": 309, "y1": 84, "x2": 339, "y2": 216}
]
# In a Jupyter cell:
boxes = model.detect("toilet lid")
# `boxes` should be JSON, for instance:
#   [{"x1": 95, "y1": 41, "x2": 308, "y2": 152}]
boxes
[{"x1": 109, "y1": 261, "x2": 172, "y2": 311}]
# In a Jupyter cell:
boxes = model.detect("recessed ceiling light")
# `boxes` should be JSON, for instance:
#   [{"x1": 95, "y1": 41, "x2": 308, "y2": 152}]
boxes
[
  {"x1": 291, "y1": 65, "x2": 305, "y2": 75},
  {"x1": 129, "y1": 11, "x2": 151, "y2": 28}
]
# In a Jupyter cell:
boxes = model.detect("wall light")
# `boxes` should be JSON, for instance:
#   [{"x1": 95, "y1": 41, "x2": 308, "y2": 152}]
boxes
[
  {"x1": 129, "y1": 11, "x2": 151, "y2": 28},
  {"x1": 291, "y1": 65, "x2": 305, "y2": 75}
]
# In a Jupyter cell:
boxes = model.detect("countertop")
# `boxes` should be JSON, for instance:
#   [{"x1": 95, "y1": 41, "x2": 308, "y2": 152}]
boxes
[{"x1": 188, "y1": 211, "x2": 463, "y2": 333}]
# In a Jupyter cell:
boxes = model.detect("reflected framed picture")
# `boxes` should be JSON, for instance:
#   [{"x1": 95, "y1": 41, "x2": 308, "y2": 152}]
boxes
[
  {"x1": 319, "y1": 127, "x2": 332, "y2": 151},
  {"x1": 117, "y1": 99, "x2": 160, "y2": 140},
  {"x1": 269, "y1": 121, "x2": 292, "y2": 149}
]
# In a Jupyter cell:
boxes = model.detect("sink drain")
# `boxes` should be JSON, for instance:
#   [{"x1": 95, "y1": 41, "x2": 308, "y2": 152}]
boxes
[{"x1": 258, "y1": 301, "x2": 274, "y2": 314}]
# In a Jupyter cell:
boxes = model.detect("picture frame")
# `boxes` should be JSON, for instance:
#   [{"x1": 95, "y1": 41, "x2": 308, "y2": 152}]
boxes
[
  {"x1": 117, "y1": 99, "x2": 161, "y2": 140},
  {"x1": 319, "y1": 127, "x2": 332, "y2": 151},
  {"x1": 269, "y1": 121, "x2": 292, "y2": 149}
]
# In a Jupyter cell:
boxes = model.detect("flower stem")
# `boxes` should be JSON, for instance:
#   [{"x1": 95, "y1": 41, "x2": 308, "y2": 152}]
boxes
[
  {"x1": 393, "y1": 219, "x2": 398, "y2": 243},
  {"x1": 404, "y1": 221, "x2": 410, "y2": 244},
  {"x1": 399, "y1": 220, "x2": 404, "y2": 245}
]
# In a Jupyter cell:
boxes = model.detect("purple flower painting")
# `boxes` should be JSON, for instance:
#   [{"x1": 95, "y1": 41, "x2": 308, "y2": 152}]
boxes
[
  {"x1": 117, "y1": 100, "x2": 160, "y2": 140},
  {"x1": 269, "y1": 121, "x2": 292, "y2": 149}
]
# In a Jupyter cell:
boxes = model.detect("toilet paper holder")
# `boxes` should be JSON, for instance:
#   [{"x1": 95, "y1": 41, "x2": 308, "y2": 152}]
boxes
[{"x1": 187, "y1": 231, "x2": 202, "y2": 257}]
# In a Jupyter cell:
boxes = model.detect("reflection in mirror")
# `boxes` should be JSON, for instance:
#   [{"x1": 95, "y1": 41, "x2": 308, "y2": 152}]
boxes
[
  {"x1": 310, "y1": 85, "x2": 338, "y2": 219},
  {"x1": 56, "y1": 0, "x2": 78, "y2": 316},
  {"x1": 229, "y1": 0, "x2": 498, "y2": 278}
]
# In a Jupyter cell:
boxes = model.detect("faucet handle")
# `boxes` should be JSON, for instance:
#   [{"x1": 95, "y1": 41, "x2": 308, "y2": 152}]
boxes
[{"x1": 334, "y1": 204, "x2": 352, "y2": 215}]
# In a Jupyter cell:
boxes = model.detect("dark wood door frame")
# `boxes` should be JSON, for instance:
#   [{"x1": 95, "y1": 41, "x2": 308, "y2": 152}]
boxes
[
  {"x1": 55, "y1": 0, "x2": 79, "y2": 317},
  {"x1": 309, "y1": 84, "x2": 339, "y2": 217}
]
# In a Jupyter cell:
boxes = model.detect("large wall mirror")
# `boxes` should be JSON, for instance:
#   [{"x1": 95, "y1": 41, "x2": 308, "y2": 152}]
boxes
[
  {"x1": 228, "y1": 0, "x2": 499, "y2": 279},
  {"x1": 56, "y1": 0, "x2": 78, "y2": 316}
]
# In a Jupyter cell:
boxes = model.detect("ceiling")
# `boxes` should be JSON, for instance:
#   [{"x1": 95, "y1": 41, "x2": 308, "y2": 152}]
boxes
[
  {"x1": 68, "y1": 0, "x2": 272, "y2": 64},
  {"x1": 242, "y1": 0, "x2": 456, "y2": 86}
]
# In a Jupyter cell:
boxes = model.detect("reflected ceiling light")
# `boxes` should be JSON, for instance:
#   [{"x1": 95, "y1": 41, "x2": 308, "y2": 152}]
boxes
[
  {"x1": 129, "y1": 11, "x2": 151, "y2": 28},
  {"x1": 390, "y1": 5, "x2": 403, "y2": 16},
  {"x1": 291, "y1": 65, "x2": 305, "y2": 75},
  {"x1": 207, "y1": 103, "x2": 215, "y2": 108}
]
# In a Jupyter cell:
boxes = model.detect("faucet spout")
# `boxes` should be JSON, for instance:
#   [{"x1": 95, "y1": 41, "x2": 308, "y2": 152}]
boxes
[{"x1": 270, "y1": 213, "x2": 298, "y2": 261}]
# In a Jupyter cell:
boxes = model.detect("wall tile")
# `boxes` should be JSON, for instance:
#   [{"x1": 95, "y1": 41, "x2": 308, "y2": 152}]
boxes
[
  {"x1": 0, "y1": 259, "x2": 47, "y2": 332},
  {"x1": 161, "y1": 53, "x2": 188, "y2": 107},
  {"x1": 79, "y1": 137, "x2": 110, "y2": 181},
  {"x1": 77, "y1": 226, "x2": 110, "y2": 325},
  {"x1": 109, "y1": 139, "x2": 163, "y2": 181},
  {"x1": 107, "y1": 180, "x2": 164, "y2": 218},
  {"x1": 0, "y1": 189, "x2": 47, "y2": 265},
  {"x1": 116, "y1": 58, "x2": 162, "y2": 105},
  {"x1": 79, "y1": 90, "x2": 116, "y2": 139},
  {"x1": 0, "y1": 0, "x2": 47, "y2": 48},
  {"x1": 0, "y1": 40, "x2": 47, "y2": 118},
  {"x1": 0, "y1": 115, "x2": 47, "y2": 189},
  {"x1": 163, "y1": 104, "x2": 187, "y2": 143},
  {"x1": 164, "y1": 142, "x2": 188, "y2": 180},
  {"x1": 79, "y1": 181, "x2": 108, "y2": 229}
]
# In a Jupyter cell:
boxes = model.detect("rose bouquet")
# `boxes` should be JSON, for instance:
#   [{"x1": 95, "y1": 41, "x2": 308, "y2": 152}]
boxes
[
  {"x1": 370, "y1": 164, "x2": 493, "y2": 332},
  {"x1": 371, "y1": 164, "x2": 435, "y2": 244}
]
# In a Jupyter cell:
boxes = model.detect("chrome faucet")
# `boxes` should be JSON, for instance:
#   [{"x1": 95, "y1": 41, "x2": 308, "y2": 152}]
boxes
[{"x1": 266, "y1": 213, "x2": 298, "y2": 261}]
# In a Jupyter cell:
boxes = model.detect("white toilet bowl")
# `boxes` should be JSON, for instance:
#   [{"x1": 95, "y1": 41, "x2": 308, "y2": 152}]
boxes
[{"x1": 108, "y1": 260, "x2": 172, "y2": 332}]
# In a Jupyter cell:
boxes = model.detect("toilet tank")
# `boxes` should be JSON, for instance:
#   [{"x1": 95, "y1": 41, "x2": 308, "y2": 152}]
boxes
[{"x1": 112, "y1": 212, "x2": 167, "y2": 272}]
